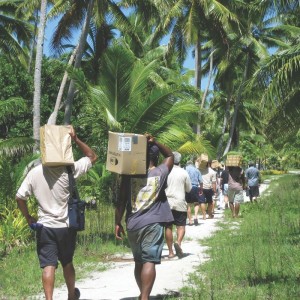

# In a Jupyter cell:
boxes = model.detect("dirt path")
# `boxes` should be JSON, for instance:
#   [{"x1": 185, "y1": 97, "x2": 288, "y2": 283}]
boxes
[{"x1": 32, "y1": 183, "x2": 269, "y2": 300}]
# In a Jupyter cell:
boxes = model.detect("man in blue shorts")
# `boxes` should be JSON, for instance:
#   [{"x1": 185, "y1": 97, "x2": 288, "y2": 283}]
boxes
[
  {"x1": 115, "y1": 134, "x2": 174, "y2": 300},
  {"x1": 185, "y1": 159, "x2": 204, "y2": 225},
  {"x1": 16, "y1": 126, "x2": 97, "y2": 300}
]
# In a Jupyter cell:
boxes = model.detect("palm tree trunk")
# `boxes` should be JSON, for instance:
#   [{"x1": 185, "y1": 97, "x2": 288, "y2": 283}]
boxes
[
  {"x1": 217, "y1": 91, "x2": 231, "y2": 160},
  {"x1": 201, "y1": 48, "x2": 214, "y2": 110},
  {"x1": 47, "y1": 46, "x2": 78, "y2": 125},
  {"x1": 33, "y1": 0, "x2": 47, "y2": 152},
  {"x1": 28, "y1": 9, "x2": 38, "y2": 73},
  {"x1": 64, "y1": 0, "x2": 95, "y2": 125},
  {"x1": 223, "y1": 53, "x2": 250, "y2": 157},
  {"x1": 195, "y1": 37, "x2": 202, "y2": 136}
]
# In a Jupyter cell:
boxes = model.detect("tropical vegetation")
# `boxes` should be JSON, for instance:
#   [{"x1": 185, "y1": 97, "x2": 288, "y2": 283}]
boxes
[
  {"x1": 0, "y1": 0, "x2": 299, "y2": 297},
  {"x1": 178, "y1": 174, "x2": 300, "y2": 299}
]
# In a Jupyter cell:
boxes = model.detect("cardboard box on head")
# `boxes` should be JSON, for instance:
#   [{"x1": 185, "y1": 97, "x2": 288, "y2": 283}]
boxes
[
  {"x1": 106, "y1": 131, "x2": 147, "y2": 175},
  {"x1": 197, "y1": 153, "x2": 208, "y2": 169},
  {"x1": 40, "y1": 125, "x2": 74, "y2": 166},
  {"x1": 211, "y1": 160, "x2": 219, "y2": 169}
]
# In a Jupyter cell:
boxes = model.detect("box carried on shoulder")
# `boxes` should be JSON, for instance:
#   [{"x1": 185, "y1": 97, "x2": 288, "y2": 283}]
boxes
[
  {"x1": 106, "y1": 131, "x2": 147, "y2": 175},
  {"x1": 40, "y1": 125, "x2": 74, "y2": 166},
  {"x1": 226, "y1": 155, "x2": 242, "y2": 167},
  {"x1": 211, "y1": 160, "x2": 219, "y2": 169}
]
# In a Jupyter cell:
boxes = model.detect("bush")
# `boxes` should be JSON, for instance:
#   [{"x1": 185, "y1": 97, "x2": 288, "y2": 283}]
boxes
[{"x1": 261, "y1": 169, "x2": 287, "y2": 176}]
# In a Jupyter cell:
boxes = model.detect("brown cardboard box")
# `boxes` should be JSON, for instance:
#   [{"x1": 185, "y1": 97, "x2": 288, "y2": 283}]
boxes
[
  {"x1": 211, "y1": 160, "x2": 219, "y2": 169},
  {"x1": 197, "y1": 153, "x2": 208, "y2": 169},
  {"x1": 40, "y1": 125, "x2": 74, "y2": 166},
  {"x1": 226, "y1": 155, "x2": 242, "y2": 167},
  {"x1": 106, "y1": 131, "x2": 147, "y2": 175}
]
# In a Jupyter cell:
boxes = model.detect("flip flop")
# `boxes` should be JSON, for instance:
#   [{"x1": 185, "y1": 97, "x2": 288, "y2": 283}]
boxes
[{"x1": 174, "y1": 242, "x2": 184, "y2": 259}]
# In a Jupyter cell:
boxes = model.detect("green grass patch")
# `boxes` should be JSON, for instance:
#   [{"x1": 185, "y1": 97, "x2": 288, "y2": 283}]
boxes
[
  {"x1": 0, "y1": 204, "x2": 131, "y2": 299},
  {"x1": 177, "y1": 174, "x2": 300, "y2": 299}
]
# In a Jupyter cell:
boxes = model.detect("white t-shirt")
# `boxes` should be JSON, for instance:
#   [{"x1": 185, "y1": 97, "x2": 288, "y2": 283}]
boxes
[
  {"x1": 16, "y1": 157, "x2": 92, "y2": 228},
  {"x1": 165, "y1": 165, "x2": 192, "y2": 212},
  {"x1": 199, "y1": 167, "x2": 216, "y2": 189}
]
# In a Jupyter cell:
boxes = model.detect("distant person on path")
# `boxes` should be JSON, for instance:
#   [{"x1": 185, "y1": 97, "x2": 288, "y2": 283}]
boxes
[
  {"x1": 165, "y1": 152, "x2": 192, "y2": 259},
  {"x1": 185, "y1": 159, "x2": 204, "y2": 224},
  {"x1": 228, "y1": 166, "x2": 246, "y2": 218},
  {"x1": 199, "y1": 160, "x2": 217, "y2": 219},
  {"x1": 245, "y1": 161, "x2": 260, "y2": 202},
  {"x1": 15, "y1": 126, "x2": 97, "y2": 300},
  {"x1": 220, "y1": 166, "x2": 229, "y2": 209},
  {"x1": 115, "y1": 134, "x2": 174, "y2": 300}
]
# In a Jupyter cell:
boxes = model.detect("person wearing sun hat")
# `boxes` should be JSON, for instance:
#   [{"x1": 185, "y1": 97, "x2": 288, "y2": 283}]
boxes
[{"x1": 115, "y1": 133, "x2": 174, "y2": 300}]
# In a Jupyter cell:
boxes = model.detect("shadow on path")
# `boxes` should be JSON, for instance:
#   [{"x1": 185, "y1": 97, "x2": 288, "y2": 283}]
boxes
[{"x1": 120, "y1": 291, "x2": 181, "y2": 299}]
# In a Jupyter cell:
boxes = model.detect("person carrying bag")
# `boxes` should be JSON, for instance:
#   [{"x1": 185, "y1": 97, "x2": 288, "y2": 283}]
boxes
[{"x1": 67, "y1": 166, "x2": 86, "y2": 231}]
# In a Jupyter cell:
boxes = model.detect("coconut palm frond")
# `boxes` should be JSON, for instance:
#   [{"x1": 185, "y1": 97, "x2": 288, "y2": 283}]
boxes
[
  {"x1": 0, "y1": 137, "x2": 34, "y2": 157},
  {"x1": 178, "y1": 135, "x2": 215, "y2": 158}
]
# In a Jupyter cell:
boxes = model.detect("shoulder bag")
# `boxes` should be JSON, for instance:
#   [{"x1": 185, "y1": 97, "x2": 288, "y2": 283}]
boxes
[{"x1": 67, "y1": 166, "x2": 86, "y2": 231}]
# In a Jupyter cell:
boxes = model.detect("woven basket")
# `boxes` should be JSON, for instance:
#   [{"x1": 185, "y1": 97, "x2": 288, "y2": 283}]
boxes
[{"x1": 226, "y1": 155, "x2": 242, "y2": 167}]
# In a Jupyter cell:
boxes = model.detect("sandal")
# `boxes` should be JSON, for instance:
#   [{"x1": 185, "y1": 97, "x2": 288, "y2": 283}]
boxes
[{"x1": 174, "y1": 242, "x2": 184, "y2": 259}]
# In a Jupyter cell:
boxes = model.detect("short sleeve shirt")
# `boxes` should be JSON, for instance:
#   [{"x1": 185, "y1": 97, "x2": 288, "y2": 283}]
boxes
[
  {"x1": 245, "y1": 167, "x2": 260, "y2": 186},
  {"x1": 126, "y1": 164, "x2": 174, "y2": 231},
  {"x1": 165, "y1": 165, "x2": 192, "y2": 212},
  {"x1": 199, "y1": 167, "x2": 216, "y2": 189},
  {"x1": 185, "y1": 164, "x2": 203, "y2": 186},
  {"x1": 16, "y1": 157, "x2": 92, "y2": 228}
]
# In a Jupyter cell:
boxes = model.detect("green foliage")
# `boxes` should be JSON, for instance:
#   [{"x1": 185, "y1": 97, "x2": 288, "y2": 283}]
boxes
[
  {"x1": 179, "y1": 174, "x2": 300, "y2": 299},
  {"x1": 0, "y1": 56, "x2": 32, "y2": 101},
  {"x1": 260, "y1": 170, "x2": 287, "y2": 176},
  {"x1": 0, "y1": 236, "x2": 126, "y2": 298},
  {"x1": 40, "y1": 58, "x2": 68, "y2": 125},
  {"x1": 0, "y1": 208, "x2": 32, "y2": 256}
]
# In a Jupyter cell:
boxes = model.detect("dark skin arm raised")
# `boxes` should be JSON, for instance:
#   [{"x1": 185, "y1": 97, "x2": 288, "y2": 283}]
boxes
[
  {"x1": 114, "y1": 135, "x2": 174, "y2": 240},
  {"x1": 69, "y1": 125, "x2": 98, "y2": 165},
  {"x1": 145, "y1": 134, "x2": 174, "y2": 172}
]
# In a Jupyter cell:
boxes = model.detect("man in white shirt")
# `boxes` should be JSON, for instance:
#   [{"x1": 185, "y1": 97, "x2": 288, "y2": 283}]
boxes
[
  {"x1": 165, "y1": 152, "x2": 192, "y2": 258},
  {"x1": 16, "y1": 126, "x2": 97, "y2": 300}
]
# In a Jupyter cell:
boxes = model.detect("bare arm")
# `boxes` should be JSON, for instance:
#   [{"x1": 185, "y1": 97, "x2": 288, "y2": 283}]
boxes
[
  {"x1": 69, "y1": 126, "x2": 97, "y2": 164},
  {"x1": 212, "y1": 182, "x2": 217, "y2": 194},
  {"x1": 146, "y1": 134, "x2": 174, "y2": 172},
  {"x1": 16, "y1": 197, "x2": 36, "y2": 225}
]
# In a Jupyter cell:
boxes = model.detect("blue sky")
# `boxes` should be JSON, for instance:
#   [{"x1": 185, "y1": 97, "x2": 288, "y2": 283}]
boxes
[{"x1": 44, "y1": 16, "x2": 210, "y2": 90}]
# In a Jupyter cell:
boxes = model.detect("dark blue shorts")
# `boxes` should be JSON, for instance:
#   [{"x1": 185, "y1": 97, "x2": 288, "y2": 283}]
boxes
[
  {"x1": 167, "y1": 210, "x2": 187, "y2": 226},
  {"x1": 186, "y1": 186, "x2": 201, "y2": 203},
  {"x1": 36, "y1": 226, "x2": 77, "y2": 268},
  {"x1": 249, "y1": 186, "x2": 260, "y2": 198},
  {"x1": 203, "y1": 189, "x2": 214, "y2": 203},
  {"x1": 127, "y1": 223, "x2": 164, "y2": 264}
]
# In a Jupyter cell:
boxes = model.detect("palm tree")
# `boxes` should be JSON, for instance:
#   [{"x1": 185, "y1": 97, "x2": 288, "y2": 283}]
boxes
[
  {"x1": 0, "y1": 0, "x2": 32, "y2": 63},
  {"x1": 47, "y1": 0, "x2": 141, "y2": 124},
  {"x1": 210, "y1": 0, "x2": 294, "y2": 157},
  {"x1": 161, "y1": 0, "x2": 240, "y2": 135},
  {"x1": 68, "y1": 42, "x2": 214, "y2": 155},
  {"x1": 32, "y1": 0, "x2": 47, "y2": 152}
]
